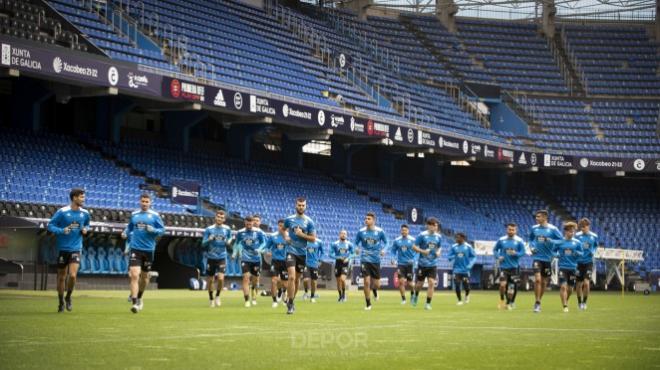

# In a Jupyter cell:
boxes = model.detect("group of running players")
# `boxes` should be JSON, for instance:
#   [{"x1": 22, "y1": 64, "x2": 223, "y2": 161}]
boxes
[{"x1": 48, "y1": 189, "x2": 599, "y2": 315}]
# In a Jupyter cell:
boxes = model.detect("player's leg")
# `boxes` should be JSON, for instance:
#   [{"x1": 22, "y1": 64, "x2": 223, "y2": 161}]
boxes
[
  {"x1": 64, "y1": 258, "x2": 80, "y2": 310},
  {"x1": 398, "y1": 276, "x2": 407, "y2": 303},
  {"x1": 582, "y1": 276, "x2": 590, "y2": 309},
  {"x1": 576, "y1": 278, "x2": 584, "y2": 306},
  {"x1": 454, "y1": 275, "x2": 463, "y2": 304},
  {"x1": 412, "y1": 275, "x2": 423, "y2": 307},
  {"x1": 363, "y1": 274, "x2": 372, "y2": 309},
  {"x1": 371, "y1": 268, "x2": 380, "y2": 301},
  {"x1": 560, "y1": 283, "x2": 568, "y2": 312},
  {"x1": 271, "y1": 274, "x2": 279, "y2": 306},
  {"x1": 216, "y1": 272, "x2": 224, "y2": 306},
  {"x1": 499, "y1": 274, "x2": 507, "y2": 309},
  {"x1": 250, "y1": 272, "x2": 259, "y2": 305},
  {"x1": 242, "y1": 271, "x2": 251, "y2": 307},
  {"x1": 129, "y1": 265, "x2": 141, "y2": 313},
  {"x1": 303, "y1": 274, "x2": 310, "y2": 299},
  {"x1": 533, "y1": 270, "x2": 542, "y2": 303},
  {"x1": 56, "y1": 266, "x2": 67, "y2": 312},
  {"x1": 310, "y1": 271, "x2": 318, "y2": 303},
  {"x1": 207, "y1": 274, "x2": 215, "y2": 305},
  {"x1": 425, "y1": 276, "x2": 435, "y2": 310},
  {"x1": 463, "y1": 276, "x2": 471, "y2": 303},
  {"x1": 137, "y1": 270, "x2": 149, "y2": 309}
]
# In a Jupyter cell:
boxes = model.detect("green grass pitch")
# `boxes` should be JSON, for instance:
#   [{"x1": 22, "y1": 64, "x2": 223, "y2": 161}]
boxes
[{"x1": 0, "y1": 289, "x2": 658, "y2": 369}]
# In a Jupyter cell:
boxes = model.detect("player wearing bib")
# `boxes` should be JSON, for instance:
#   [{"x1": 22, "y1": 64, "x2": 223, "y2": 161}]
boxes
[
  {"x1": 329, "y1": 230, "x2": 354, "y2": 302},
  {"x1": 391, "y1": 224, "x2": 416, "y2": 304},
  {"x1": 412, "y1": 218, "x2": 442, "y2": 310},
  {"x1": 575, "y1": 218, "x2": 599, "y2": 310},
  {"x1": 529, "y1": 210, "x2": 562, "y2": 313},
  {"x1": 47, "y1": 188, "x2": 90, "y2": 312},
  {"x1": 202, "y1": 210, "x2": 232, "y2": 307},
  {"x1": 448, "y1": 233, "x2": 476, "y2": 306},
  {"x1": 122, "y1": 193, "x2": 165, "y2": 314},
  {"x1": 492, "y1": 223, "x2": 526, "y2": 310}
]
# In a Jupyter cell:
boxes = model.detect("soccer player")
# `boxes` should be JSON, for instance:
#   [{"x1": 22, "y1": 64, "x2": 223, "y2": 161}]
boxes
[
  {"x1": 448, "y1": 232, "x2": 476, "y2": 306},
  {"x1": 529, "y1": 209, "x2": 562, "y2": 313},
  {"x1": 354, "y1": 212, "x2": 388, "y2": 310},
  {"x1": 264, "y1": 219, "x2": 289, "y2": 308},
  {"x1": 492, "y1": 223, "x2": 526, "y2": 310},
  {"x1": 329, "y1": 230, "x2": 354, "y2": 302},
  {"x1": 122, "y1": 193, "x2": 165, "y2": 314},
  {"x1": 552, "y1": 222, "x2": 583, "y2": 313},
  {"x1": 391, "y1": 224, "x2": 416, "y2": 304},
  {"x1": 303, "y1": 238, "x2": 325, "y2": 303},
  {"x1": 233, "y1": 216, "x2": 267, "y2": 307},
  {"x1": 575, "y1": 218, "x2": 598, "y2": 310},
  {"x1": 201, "y1": 210, "x2": 232, "y2": 307},
  {"x1": 251, "y1": 214, "x2": 266, "y2": 301},
  {"x1": 411, "y1": 218, "x2": 442, "y2": 310},
  {"x1": 283, "y1": 197, "x2": 316, "y2": 314},
  {"x1": 47, "y1": 188, "x2": 91, "y2": 312}
]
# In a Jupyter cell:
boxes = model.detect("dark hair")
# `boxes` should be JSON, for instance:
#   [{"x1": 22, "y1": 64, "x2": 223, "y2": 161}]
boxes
[
  {"x1": 252, "y1": 214, "x2": 261, "y2": 219},
  {"x1": 578, "y1": 218, "x2": 591, "y2": 227},
  {"x1": 216, "y1": 210, "x2": 225, "y2": 216},
  {"x1": 366, "y1": 212, "x2": 376, "y2": 219},
  {"x1": 141, "y1": 193, "x2": 151, "y2": 200},
  {"x1": 506, "y1": 223, "x2": 517, "y2": 228},
  {"x1": 535, "y1": 210, "x2": 549, "y2": 218},
  {"x1": 277, "y1": 219, "x2": 284, "y2": 224},
  {"x1": 244, "y1": 216, "x2": 254, "y2": 222},
  {"x1": 296, "y1": 197, "x2": 306, "y2": 203},
  {"x1": 426, "y1": 217, "x2": 439, "y2": 226},
  {"x1": 400, "y1": 224, "x2": 409, "y2": 229},
  {"x1": 69, "y1": 188, "x2": 85, "y2": 200},
  {"x1": 455, "y1": 232, "x2": 467, "y2": 239}
]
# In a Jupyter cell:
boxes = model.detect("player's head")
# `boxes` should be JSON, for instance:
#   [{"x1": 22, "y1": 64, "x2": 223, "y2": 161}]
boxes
[
  {"x1": 455, "y1": 232, "x2": 466, "y2": 244},
  {"x1": 215, "y1": 210, "x2": 225, "y2": 225},
  {"x1": 339, "y1": 229, "x2": 347, "y2": 241},
  {"x1": 244, "y1": 216, "x2": 254, "y2": 229},
  {"x1": 400, "y1": 224, "x2": 409, "y2": 237},
  {"x1": 563, "y1": 221, "x2": 577, "y2": 238},
  {"x1": 140, "y1": 193, "x2": 151, "y2": 211},
  {"x1": 364, "y1": 212, "x2": 376, "y2": 227},
  {"x1": 295, "y1": 197, "x2": 307, "y2": 215},
  {"x1": 69, "y1": 188, "x2": 85, "y2": 207},
  {"x1": 578, "y1": 218, "x2": 591, "y2": 233},
  {"x1": 277, "y1": 219, "x2": 285, "y2": 233},
  {"x1": 425, "y1": 217, "x2": 439, "y2": 233},
  {"x1": 252, "y1": 214, "x2": 261, "y2": 228},
  {"x1": 535, "y1": 210, "x2": 549, "y2": 225},
  {"x1": 506, "y1": 223, "x2": 517, "y2": 237}
]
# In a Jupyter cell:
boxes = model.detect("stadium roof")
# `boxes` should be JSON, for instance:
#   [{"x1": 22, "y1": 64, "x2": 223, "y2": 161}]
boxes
[{"x1": 325, "y1": 0, "x2": 657, "y2": 21}]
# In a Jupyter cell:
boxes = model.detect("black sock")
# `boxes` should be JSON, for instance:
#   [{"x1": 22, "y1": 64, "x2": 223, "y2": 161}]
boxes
[
  {"x1": 455, "y1": 287, "x2": 461, "y2": 301},
  {"x1": 401, "y1": 294, "x2": 406, "y2": 301},
  {"x1": 65, "y1": 289, "x2": 72, "y2": 300},
  {"x1": 277, "y1": 288, "x2": 283, "y2": 298},
  {"x1": 500, "y1": 291, "x2": 505, "y2": 300},
  {"x1": 216, "y1": 290, "x2": 220, "y2": 298},
  {"x1": 372, "y1": 289, "x2": 378, "y2": 298},
  {"x1": 577, "y1": 296, "x2": 583, "y2": 304},
  {"x1": 272, "y1": 295, "x2": 277, "y2": 302},
  {"x1": 311, "y1": 289, "x2": 316, "y2": 297},
  {"x1": 410, "y1": 290, "x2": 414, "y2": 299},
  {"x1": 366, "y1": 298, "x2": 371, "y2": 307},
  {"x1": 563, "y1": 304, "x2": 567, "y2": 308},
  {"x1": 289, "y1": 297, "x2": 294, "y2": 304},
  {"x1": 304, "y1": 287, "x2": 308, "y2": 294},
  {"x1": 137, "y1": 291, "x2": 144, "y2": 299},
  {"x1": 535, "y1": 300, "x2": 540, "y2": 305},
  {"x1": 244, "y1": 294, "x2": 249, "y2": 302},
  {"x1": 512, "y1": 286, "x2": 518, "y2": 303},
  {"x1": 426, "y1": 297, "x2": 432, "y2": 304},
  {"x1": 583, "y1": 296, "x2": 588, "y2": 303},
  {"x1": 342, "y1": 288, "x2": 345, "y2": 298},
  {"x1": 132, "y1": 297, "x2": 137, "y2": 304},
  {"x1": 208, "y1": 291, "x2": 214, "y2": 300},
  {"x1": 58, "y1": 293, "x2": 64, "y2": 305},
  {"x1": 506, "y1": 296, "x2": 510, "y2": 304},
  {"x1": 414, "y1": 290, "x2": 419, "y2": 297},
  {"x1": 465, "y1": 288, "x2": 470, "y2": 297}
]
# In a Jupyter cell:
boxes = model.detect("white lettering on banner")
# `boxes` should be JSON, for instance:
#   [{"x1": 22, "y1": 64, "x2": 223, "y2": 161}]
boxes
[
  {"x1": 518, "y1": 152, "x2": 527, "y2": 165},
  {"x1": 128, "y1": 72, "x2": 149, "y2": 89},
  {"x1": 394, "y1": 127, "x2": 403, "y2": 141},
  {"x1": 1, "y1": 44, "x2": 10, "y2": 66},
  {"x1": 181, "y1": 82, "x2": 204, "y2": 101},
  {"x1": 543, "y1": 154, "x2": 572, "y2": 168},
  {"x1": 484, "y1": 145, "x2": 494, "y2": 158},
  {"x1": 462, "y1": 140, "x2": 469, "y2": 154},
  {"x1": 579, "y1": 158, "x2": 589, "y2": 168},
  {"x1": 52, "y1": 57, "x2": 98, "y2": 77},
  {"x1": 417, "y1": 130, "x2": 434, "y2": 146},
  {"x1": 213, "y1": 89, "x2": 226, "y2": 107},
  {"x1": 370, "y1": 121, "x2": 389, "y2": 137},
  {"x1": 585, "y1": 159, "x2": 624, "y2": 169},
  {"x1": 530, "y1": 153, "x2": 537, "y2": 166},
  {"x1": 249, "y1": 95, "x2": 275, "y2": 115},
  {"x1": 633, "y1": 159, "x2": 645, "y2": 171},
  {"x1": 234, "y1": 92, "x2": 243, "y2": 109},
  {"x1": 8, "y1": 47, "x2": 41, "y2": 70},
  {"x1": 107, "y1": 66, "x2": 118, "y2": 86},
  {"x1": 330, "y1": 114, "x2": 344, "y2": 127},
  {"x1": 350, "y1": 117, "x2": 364, "y2": 133},
  {"x1": 283, "y1": 104, "x2": 312, "y2": 121},
  {"x1": 442, "y1": 138, "x2": 460, "y2": 150},
  {"x1": 407, "y1": 128, "x2": 414, "y2": 143},
  {"x1": 471, "y1": 143, "x2": 482, "y2": 155},
  {"x1": 317, "y1": 110, "x2": 326, "y2": 126}
]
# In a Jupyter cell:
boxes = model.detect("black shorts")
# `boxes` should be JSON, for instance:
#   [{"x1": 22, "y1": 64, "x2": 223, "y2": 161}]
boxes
[
  {"x1": 577, "y1": 263, "x2": 593, "y2": 281},
  {"x1": 57, "y1": 251, "x2": 81, "y2": 269},
  {"x1": 361, "y1": 262, "x2": 380, "y2": 279},
  {"x1": 241, "y1": 261, "x2": 261, "y2": 277},
  {"x1": 397, "y1": 264, "x2": 414, "y2": 281},
  {"x1": 270, "y1": 259, "x2": 288, "y2": 280},
  {"x1": 304, "y1": 267, "x2": 319, "y2": 280},
  {"x1": 129, "y1": 250, "x2": 153, "y2": 271},
  {"x1": 558, "y1": 269, "x2": 577, "y2": 286},
  {"x1": 334, "y1": 259, "x2": 349, "y2": 277},
  {"x1": 285, "y1": 253, "x2": 306, "y2": 274},
  {"x1": 207, "y1": 258, "x2": 226, "y2": 276},
  {"x1": 499, "y1": 268, "x2": 520, "y2": 284},
  {"x1": 453, "y1": 272, "x2": 470, "y2": 281},
  {"x1": 533, "y1": 260, "x2": 552, "y2": 277},
  {"x1": 417, "y1": 266, "x2": 437, "y2": 281}
]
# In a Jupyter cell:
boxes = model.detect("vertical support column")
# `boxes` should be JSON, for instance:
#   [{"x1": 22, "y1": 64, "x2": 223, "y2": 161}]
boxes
[
  {"x1": 95, "y1": 96, "x2": 135, "y2": 143},
  {"x1": 226, "y1": 124, "x2": 264, "y2": 161},
  {"x1": 423, "y1": 155, "x2": 443, "y2": 192},
  {"x1": 162, "y1": 110, "x2": 207, "y2": 153},
  {"x1": 435, "y1": 0, "x2": 458, "y2": 33},
  {"x1": 541, "y1": 0, "x2": 557, "y2": 38},
  {"x1": 281, "y1": 134, "x2": 307, "y2": 169},
  {"x1": 330, "y1": 136, "x2": 355, "y2": 176},
  {"x1": 11, "y1": 79, "x2": 53, "y2": 132}
]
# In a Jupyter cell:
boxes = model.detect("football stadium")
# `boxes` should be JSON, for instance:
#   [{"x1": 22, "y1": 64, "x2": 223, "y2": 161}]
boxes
[{"x1": 0, "y1": 0, "x2": 659, "y2": 368}]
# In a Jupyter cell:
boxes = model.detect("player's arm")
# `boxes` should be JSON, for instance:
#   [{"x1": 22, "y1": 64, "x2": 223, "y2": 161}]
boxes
[
  {"x1": 446, "y1": 246, "x2": 455, "y2": 261},
  {"x1": 82, "y1": 212, "x2": 91, "y2": 235},
  {"x1": 329, "y1": 243, "x2": 337, "y2": 259},
  {"x1": 379, "y1": 231, "x2": 389, "y2": 256},
  {"x1": 551, "y1": 227, "x2": 563, "y2": 241},
  {"x1": 528, "y1": 229, "x2": 537, "y2": 254},
  {"x1": 201, "y1": 228, "x2": 212, "y2": 248},
  {"x1": 468, "y1": 246, "x2": 477, "y2": 269},
  {"x1": 122, "y1": 216, "x2": 134, "y2": 239},
  {"x1": 47, "y1": 210, "x2": 66, "y2": 235},
  {"x1": 412, "y1": 234, "x2": 429, "y2": 255},
  {"x1": 493, "y1": 240, "x2": 503, "y2": 261},
  {"x1": 516, "y1": 241, "x2": 526, "y2": 257},
  {"x1": 353, "y1": 233, "x2": 361, "y2": 255},
  {"x1": 256, "y1": 232, "x2": 268, "y2": 254},
  {"x1": 231, "y1": 234, "x2": 243, "y2": 259},
  {"x1": 147, "y1": 215, "x2": 166, "y2": 236}
]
